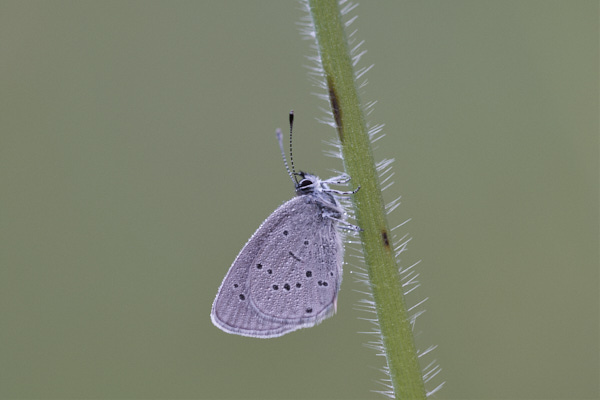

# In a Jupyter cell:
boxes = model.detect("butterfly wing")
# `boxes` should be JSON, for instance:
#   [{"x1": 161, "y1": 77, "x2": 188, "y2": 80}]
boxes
[
  {"x1": 248, "y1": 197, "x2": 342, "y2": 324},
  {"x1": 210, "y1": 196, "x2": 343, "y2": 338}
]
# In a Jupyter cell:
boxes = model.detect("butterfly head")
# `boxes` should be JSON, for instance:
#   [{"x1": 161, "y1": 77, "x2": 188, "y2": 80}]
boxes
[{"x1": 294, "y1": 172, "x2": 323, "y2": 196}]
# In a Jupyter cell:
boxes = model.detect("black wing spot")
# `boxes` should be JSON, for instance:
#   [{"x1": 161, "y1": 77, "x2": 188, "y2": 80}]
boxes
[
  {"x1": 283, "y1": 230, "x2": 289, "y2": 236},
  {"x1": 233, "y1": 283, "x2": 238, "y2": 288},
  {"x1": 322, "y1": 281, "x2": 328, "y2": 287},
  {"x1": 283, "y1": 283, "x2": 290, "y2": 291},
  {"x1": 304, "y1": 240, "x2": 309, "y2": 245},
  {"x1": 296, "y1": 283, "x2": 301, "y2": 288},
  {"x1": 306, "y1": 308, "x2": 313, "y2": 313},
  {"x1": 306, "y1": 271, "x2": 312, "y2": 278},
  {"x1": 256, "y1": 263, "x2": 262, "y2": 270},
  {"x1": 272, "y1": 285, "x2": 279, "y2": 290},
  {"x1": 239, "y1": 294, "x2": 245, "y2": 300},
  {"x1": 318, "y1": 280, "x2": 323, "y2": 286},
  {"x1": 267, "y1": 269, "x2": 272, "y2": 275}
]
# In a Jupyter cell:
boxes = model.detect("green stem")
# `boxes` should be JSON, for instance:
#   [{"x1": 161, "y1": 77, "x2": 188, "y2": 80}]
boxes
[{"x1": 307, "y1": 1, "x2": 426, "y2": 398}]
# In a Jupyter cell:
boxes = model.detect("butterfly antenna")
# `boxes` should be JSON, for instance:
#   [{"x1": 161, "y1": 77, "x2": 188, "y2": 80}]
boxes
[
  {"x1": 277, "y1": 112, "x2": 296, "y2": 186},
  {"x1": 288, "y1": 110, "x2": 297, "y2": 177}
]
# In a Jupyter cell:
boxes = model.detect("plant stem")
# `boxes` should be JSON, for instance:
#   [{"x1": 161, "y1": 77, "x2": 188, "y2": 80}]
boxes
[{"x1": 307, "y1": 1, "x2": 427, "y2": 398}]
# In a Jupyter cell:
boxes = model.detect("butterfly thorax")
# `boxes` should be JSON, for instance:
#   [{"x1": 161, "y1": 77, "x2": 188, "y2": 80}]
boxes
[{"x1": 294, "y1": 171, "x2": 342, "y2": 220}]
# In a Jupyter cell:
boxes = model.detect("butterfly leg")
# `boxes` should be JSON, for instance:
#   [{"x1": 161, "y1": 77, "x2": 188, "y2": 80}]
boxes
[
  {"x1": 325, "y1": 185, "x2": 361, "y2": 196},
  {"x1": 325, "y1": 215, "x2": 362, "y2": 232},
  {"x1": 323, "y1": 173, "x2": 351, "y2": 185}
]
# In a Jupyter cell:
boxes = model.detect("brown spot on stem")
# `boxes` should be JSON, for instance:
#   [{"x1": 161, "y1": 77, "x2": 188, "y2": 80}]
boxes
[
  {"x1": 381, "y1": 230, "x2": 390, "y2": 248},
  {"x1": 327, "y1": 76, "x2": 343, "y2": 143}
]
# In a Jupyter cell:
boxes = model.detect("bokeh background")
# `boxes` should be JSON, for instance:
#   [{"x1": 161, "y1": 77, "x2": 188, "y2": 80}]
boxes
[{"x1": 1, "y1": 1, "x2": 597, "y2": 399}]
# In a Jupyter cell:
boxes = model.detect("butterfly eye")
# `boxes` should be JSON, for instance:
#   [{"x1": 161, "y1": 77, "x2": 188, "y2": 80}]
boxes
[{"x1": 298, "y1": 179, "x2": 313, "y2": 188}]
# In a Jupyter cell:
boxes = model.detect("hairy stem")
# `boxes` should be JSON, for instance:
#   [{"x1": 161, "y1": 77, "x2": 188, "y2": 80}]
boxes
[{"x1": 307, "y1": 1, "x2": 426, "y2": 398}]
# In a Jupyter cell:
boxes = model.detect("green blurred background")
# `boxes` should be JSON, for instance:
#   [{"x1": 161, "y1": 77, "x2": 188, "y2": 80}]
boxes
[{"x1": 1, "y1": 1, "x2": 597, "y2": 399}]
